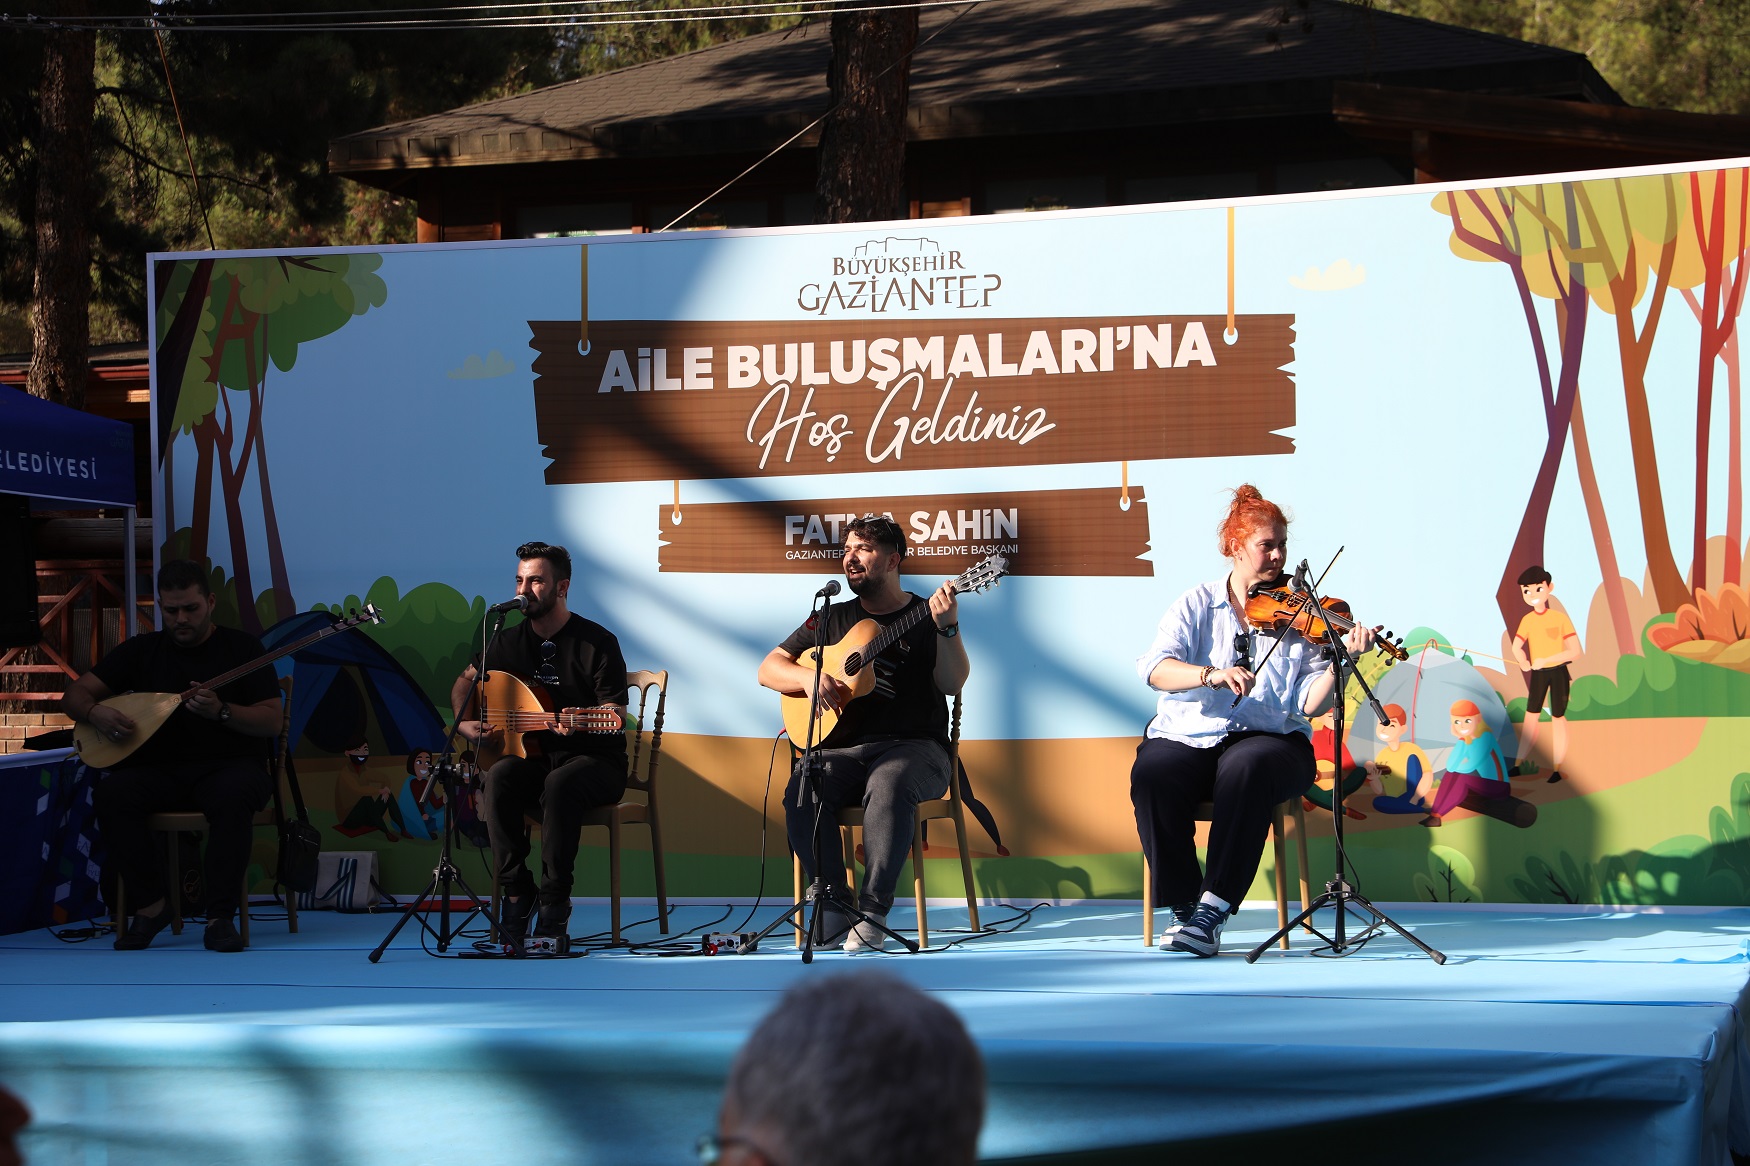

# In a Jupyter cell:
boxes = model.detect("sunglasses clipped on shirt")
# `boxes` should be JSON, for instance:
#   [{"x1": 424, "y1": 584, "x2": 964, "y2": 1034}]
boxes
[{"x1": 535, "y1": 638, "x2": 559, "y2": 687}]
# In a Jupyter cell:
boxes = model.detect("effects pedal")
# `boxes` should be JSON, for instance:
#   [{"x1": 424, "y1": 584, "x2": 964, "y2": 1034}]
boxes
[
  {"x1": 524, "y1": 934, "x2": 571, "y2": 957},
  {"x1": 702, "y1": 932, "x2": 757, "y2": 955}
]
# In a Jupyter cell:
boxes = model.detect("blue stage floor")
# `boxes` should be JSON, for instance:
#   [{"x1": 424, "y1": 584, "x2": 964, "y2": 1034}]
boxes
[{"x1": 3, "y1": 899, "x2": 1748, "y2": 1165}]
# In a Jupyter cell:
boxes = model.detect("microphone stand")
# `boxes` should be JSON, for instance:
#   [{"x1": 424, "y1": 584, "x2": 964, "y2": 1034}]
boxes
[
  {"x1": 368, "y1": 607, "x2": 512, "y2": 962},
  {"x1": 742, "y1": 584, "x2": 920, "y2": 961},
  {"x1": 1245, "y1": 566, "x2": 1445, "y2": 965}
]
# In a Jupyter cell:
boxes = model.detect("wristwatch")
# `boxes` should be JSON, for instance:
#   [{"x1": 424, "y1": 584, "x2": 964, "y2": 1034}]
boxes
[
  {"x1": 217, "y1": 701, "x2": 232, "y2": 724},
  {"x1": 936, "y1": 623, "x2": 960, "y2": 638}
]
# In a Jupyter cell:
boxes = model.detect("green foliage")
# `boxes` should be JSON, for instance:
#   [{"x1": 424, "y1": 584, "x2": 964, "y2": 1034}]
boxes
[
  {"x1": 1369, "y1": 0, "x2": 1750, "y2": 116},
  {"x1": 1, "y1": 2, "x2": 560, "y2": 344},
  {"x1": 313, "y1": 577, "x2": 488, "y2": 712},
  {"x1": 1509, "y1": 850, "x2": 1597, "y2": 903},
  {"x1": 562, "y1": 3, "x2": 806, "y2": 77},
  {"x1": 1413, "y1": 844, "x2": 1479, "y2": 902}
]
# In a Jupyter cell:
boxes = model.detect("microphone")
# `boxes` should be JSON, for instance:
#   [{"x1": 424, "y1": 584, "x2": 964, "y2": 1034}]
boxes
[
  {"x1": 487, "y1": 595, "x2": 527, "y2": 614},
  {"x1": 815, "y1": 579, "x2": 842, "y2": 599},
  {"x1": 1290, "y1": 561, "x2": 1312, "y2": 594}
]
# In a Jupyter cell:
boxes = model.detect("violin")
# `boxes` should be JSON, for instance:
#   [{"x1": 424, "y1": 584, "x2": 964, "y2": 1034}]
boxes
[{"x1": 1243, "y1": 585, "x2": 1408, "y2": 662}]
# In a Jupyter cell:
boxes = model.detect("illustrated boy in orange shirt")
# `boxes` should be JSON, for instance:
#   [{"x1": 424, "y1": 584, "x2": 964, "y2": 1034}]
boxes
[{"x1": 1510, "y1": 565, "x2": 1580, "y2": 785}]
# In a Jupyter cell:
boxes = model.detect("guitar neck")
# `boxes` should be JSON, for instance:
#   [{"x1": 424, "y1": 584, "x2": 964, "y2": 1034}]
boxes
[{"x1": 860, "y1": 601, "x2": 935, "y2": 661}]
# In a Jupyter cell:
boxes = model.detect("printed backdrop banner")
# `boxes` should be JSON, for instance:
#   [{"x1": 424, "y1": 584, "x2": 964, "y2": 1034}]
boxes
[
  {"x1": 529, "y1": 315, "x2": 1295, "y2": 482},
  {"x1": 150, "y1": 158, "x2": 1750, "y2": 910}
]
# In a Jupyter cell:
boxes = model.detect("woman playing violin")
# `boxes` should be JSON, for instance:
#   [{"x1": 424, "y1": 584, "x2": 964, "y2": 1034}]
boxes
[{"x1": 1132, "y1": 484, "x2": 1376, "y2": 957}]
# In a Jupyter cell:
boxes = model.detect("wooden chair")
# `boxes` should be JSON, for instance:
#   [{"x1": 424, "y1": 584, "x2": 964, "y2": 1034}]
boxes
[
  {"x1": 491, "y1": 669, "x2": 670, "y2": 945},
  {"x1": 790, "y1": 693, "x2": 980, "y2": 949},
  {"x1": 117, "y1": 675, "x2": 300, "y2": 947},
  {"x1": 1142, "y1": 796, "x2": 1309, "y2": 950}
]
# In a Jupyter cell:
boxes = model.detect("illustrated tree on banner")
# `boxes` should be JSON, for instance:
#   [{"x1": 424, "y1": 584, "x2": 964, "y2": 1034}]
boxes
[
  {"x1": 1435, "y1": 182, "x2": 1630, "y2": 648},
  {"x1": 1436, "y1": 172, "x2": 1736, "y2": 645},
  {"x1": 1673, "y1": 168, "x2": 1749, "y2": 593},
  {"x1": 154, "y1": 254, "x2": 388, "y2": 633}
]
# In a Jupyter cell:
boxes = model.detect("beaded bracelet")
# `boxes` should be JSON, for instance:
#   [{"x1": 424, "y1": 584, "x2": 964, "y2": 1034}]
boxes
[{"x1": 1198, "y1": 664, "x2": 1216, "y2": 689}]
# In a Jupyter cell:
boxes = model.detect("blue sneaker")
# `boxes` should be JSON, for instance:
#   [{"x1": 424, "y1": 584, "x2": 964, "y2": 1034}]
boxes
[{"x1": 1168, "y1": 902, "x2": 1227, "y2": 957}]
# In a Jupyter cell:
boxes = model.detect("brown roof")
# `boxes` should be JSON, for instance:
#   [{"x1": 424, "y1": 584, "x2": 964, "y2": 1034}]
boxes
[{"x1": 330, "y1": 0, "x2": 1615, "y2": 172}]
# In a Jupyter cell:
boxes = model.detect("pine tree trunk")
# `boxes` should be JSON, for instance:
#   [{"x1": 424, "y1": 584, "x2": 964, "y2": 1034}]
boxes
[
  {"x1": 27, "y1": 2, "x2": 95, "y2": 409},
  {"x1": 814, "y1": 6, "x2": 918, "y2": 224}
]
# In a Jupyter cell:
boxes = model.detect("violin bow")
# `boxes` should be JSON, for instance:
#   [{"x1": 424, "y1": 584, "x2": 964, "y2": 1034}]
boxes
[{"x1": 1229, "y1": 548, "x2": 1342, "y2": 709}]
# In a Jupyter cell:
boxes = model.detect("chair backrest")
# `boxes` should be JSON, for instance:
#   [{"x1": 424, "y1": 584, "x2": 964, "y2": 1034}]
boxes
[{"x1": 625, "y1": 669, "x2": 668, "y2": 795}]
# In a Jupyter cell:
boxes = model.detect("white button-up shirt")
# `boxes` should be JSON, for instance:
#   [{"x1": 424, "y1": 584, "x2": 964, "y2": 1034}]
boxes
[{"x1": 1136, "y1": 578, "x2": 1323, "y2": 747}]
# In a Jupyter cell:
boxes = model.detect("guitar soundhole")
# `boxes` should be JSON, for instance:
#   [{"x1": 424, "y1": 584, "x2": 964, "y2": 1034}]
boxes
[{"x1": 845, "y1": 652, "x2": 863, "y2": 674}]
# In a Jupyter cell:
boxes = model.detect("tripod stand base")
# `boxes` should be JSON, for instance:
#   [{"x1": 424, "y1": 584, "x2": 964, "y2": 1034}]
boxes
[
  {"x1": 1245, "y1": 883, "x2": 1447, "y2": 964},
  {"x1": 742, "y1": 879, "x2": 920, "y2": 962}
]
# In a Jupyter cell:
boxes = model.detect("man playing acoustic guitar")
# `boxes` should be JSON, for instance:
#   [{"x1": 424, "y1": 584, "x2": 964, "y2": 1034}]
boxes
[
  {"x1": 63, "y1": 559, "x2": 283, "y2": 952},
  {"x1": 453, "y1": 541, "x2": 628, "y2": 953},
  {"x1": 758, "y1": 515, "x2": 969, "y2": 952}
]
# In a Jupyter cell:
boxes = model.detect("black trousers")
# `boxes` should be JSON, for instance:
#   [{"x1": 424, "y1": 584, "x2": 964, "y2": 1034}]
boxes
[
  {"x1": 1130, "y1": 730, "x2": 1314, "y2": 908},
  {"x1": 484, "y1": 751, "x2": 627, "y2": 907},
  {"x1": 94, "y1": 759, "x2": 273, "y2": 921}
]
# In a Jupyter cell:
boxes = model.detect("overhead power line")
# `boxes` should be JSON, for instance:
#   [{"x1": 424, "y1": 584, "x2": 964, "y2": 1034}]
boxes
[{"x1": 1, "y1": 0, "x2": 996, "y2": 33}]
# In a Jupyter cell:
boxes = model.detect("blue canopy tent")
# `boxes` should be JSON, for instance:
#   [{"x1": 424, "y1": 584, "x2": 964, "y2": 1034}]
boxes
[
  {"x1": 0, "y1": 386, "x2": 139, "y2": 624},
  {"x1": 260, "y1": 611, "x2": 447, "y2": 758},
  {"x1": 0, "y1": 386, "x2": 136, "y2": 934}
]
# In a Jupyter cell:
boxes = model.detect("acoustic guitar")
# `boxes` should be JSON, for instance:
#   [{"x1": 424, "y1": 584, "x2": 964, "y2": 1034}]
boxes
[
  {"x1": 74, "y1": 604, "x2": 384, "y2": 769},
  {"x1": 472, "y1": 670, "x2": 625, "y2": 771},
  {"x1": 780, "y1": 554, "x2": 1009, "y2": 749}
]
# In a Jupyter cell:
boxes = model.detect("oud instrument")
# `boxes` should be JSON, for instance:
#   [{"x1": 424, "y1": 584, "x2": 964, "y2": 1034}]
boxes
[
  {"x1": 781, "y1": 554, "x2": 1009, "y2": 749},
  {"x1": 74, "y1": 605, "x2": 384, "y2": 769},
  {"x1": 472, "y1": 670, "x2": 625, "y2": 772}
]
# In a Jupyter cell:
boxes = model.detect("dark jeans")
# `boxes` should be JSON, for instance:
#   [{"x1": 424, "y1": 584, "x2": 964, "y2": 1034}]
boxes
[
  {"x1": 485, "y1": 750, "x2": 627, "y2": 907},
  {"x1": 94, "y1": 758, "x2": 273, "y2": 922},
  {"x1": 1130, "y1": 730, "x2": 1314, "y2": 908},
  {"x1": 786, "y1": 738, "x2": 951, "y2": 915}
]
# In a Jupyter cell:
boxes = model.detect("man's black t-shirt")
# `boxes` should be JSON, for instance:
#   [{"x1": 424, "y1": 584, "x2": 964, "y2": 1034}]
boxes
[
  {"x1": 480, "y1": 614, "x2": 629, "y2": 759},
  {"x1": 90, "y1": 626, "x2": 279, "y2": 768},
  {"x1": 779, "y1": 594, "x2": 947, "y2": 748}
]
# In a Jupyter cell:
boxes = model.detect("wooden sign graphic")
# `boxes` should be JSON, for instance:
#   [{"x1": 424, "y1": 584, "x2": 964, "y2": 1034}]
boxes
[
  {"x1": 530, "y1": 315, "x2": 1295, "y2": 484},
  {"x1": 658, "y1": 487, "x2": 1154, "y2": 576}
]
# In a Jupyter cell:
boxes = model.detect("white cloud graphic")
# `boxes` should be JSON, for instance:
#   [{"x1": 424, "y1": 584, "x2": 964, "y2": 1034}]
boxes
[
  {"x1": 447, "y1": 350, "x2": 516, "y2": 380},
  {"x1": 1288, "y1": 259, "x2": 1366, "y2": 291}
]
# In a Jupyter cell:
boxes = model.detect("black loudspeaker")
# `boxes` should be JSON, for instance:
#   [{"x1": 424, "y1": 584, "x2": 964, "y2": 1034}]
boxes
[{"x1": 0, "y1": 493, "x2": 41, "y2": 648}]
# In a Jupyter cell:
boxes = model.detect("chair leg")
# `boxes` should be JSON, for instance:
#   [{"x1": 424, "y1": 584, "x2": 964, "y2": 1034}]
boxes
[
  {"x1": 951, "y1": 818, "x2": 979, "y2": 934},
  {"x1": 165, "y1": 830, "x2": 184, "y2": 936},
  {"x1": 286, "y1": 880, "x2": 299, "y2": 935},
  {"x1": 647, "y1": 815, "x2": 670, "y2": 936},
  {"x1": 239, "y1": 871, "x2": 252, "y2": 948},
  {"x1": 842, "y1": 826, "x2": 858, "y2": 895},
  {"x1": 913, "y1": 819, "x2": 929, "y2": 950},
  {"x1": 608, "y1": 817, "x2": 623, "y2": 945},
  {"x1": 1291, "y1": 799, "x2": 1312, "y2": 931},
  {"x1": 792, "y1": 853, "x2": 805, "y2": 948},
  {"x1": 490, "y1": 872, "x2": 503, "y2": 945},
  {"x1": 1271, "y1": 806, "x2": 1290, "y2": 952},
  {"x1": 1142, "y1": 855, "x2": 1153, "y2": 947}
]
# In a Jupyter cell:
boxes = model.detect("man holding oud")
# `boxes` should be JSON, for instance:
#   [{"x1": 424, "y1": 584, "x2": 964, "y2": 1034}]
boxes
[
  {"x1": 62, "y1": 560, "x2": 282, "y2": 952},
  {"x1": 758, "y1": 516, "x2": 969, "y2": 952},
  {"x1": 453, "y1": 541, "x2": 628, "y2": 952}
]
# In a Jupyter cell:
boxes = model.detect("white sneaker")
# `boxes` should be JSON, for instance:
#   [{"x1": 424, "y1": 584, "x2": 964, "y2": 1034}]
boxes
[{"x1": 844, "y1": 912, "x2": 890, "y2": 953}]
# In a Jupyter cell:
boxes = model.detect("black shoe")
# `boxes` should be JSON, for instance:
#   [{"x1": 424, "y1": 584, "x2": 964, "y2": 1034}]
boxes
[
  {"x1": 114, "y1": 909, "x2": 173, "y2": 951},
  {"x1": 203, "y1": 917, "x2": 245, "y2": 953},
  {"x1": 529, "y1": 902, "x2": 571, "y2": 955},
  {"x1": 499, "y1": 894, "x2": 535, "y2": 953},
  {"x1": 1546, "y1": 770, "x2": 1564, "y2": 784}
]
